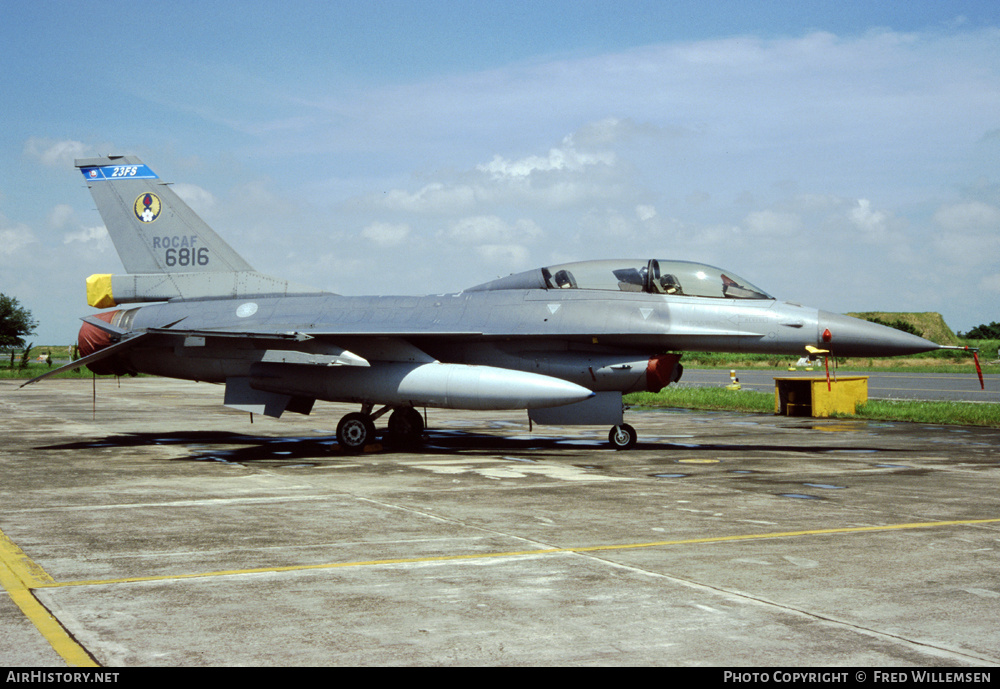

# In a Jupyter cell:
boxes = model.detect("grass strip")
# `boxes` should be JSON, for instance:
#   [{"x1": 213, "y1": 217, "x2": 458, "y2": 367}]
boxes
[
  {"x1": 0, "y1": 365, "x2": 96, "y2": 381},
  {"x1": 626, "y1": 387, "x2": 1000, "y2": 428}
]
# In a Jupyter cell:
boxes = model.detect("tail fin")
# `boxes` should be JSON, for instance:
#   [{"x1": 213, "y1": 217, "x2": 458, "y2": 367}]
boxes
[
  {"x1": 76, "y1": 155, "x2": 254, "y2": 274},
  {"x1": 75, "y1": 155, "x2": 322, "y2": 306}
]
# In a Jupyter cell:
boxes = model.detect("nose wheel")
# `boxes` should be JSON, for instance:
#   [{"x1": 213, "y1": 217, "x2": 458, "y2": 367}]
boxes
[{"x1": 608, "y1": 423, "x2": 637, "y2": 450}]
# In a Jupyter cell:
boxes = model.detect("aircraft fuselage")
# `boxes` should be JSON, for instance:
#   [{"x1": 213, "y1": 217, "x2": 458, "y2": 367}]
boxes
[
  {"x1": 87, "y1": 288, "x2": 931, "y2": 390},
  {"x1": 36, "y1": 155, "x2": 948, "y2": 452}
]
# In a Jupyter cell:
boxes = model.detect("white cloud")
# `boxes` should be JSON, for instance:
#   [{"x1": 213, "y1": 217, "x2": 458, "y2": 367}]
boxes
[
  {"x1": 173, "y1": 183, "x2": 218, "y2": 213},
  {"x1": 0, "y1": 226, "x2": 38, "y2": 257},
  {"x1": 572, "y1": 117, "x2": 667, "y2": 146},
  {"x1": 47, "y1": 204, "x2": 75, "y2": 229},
  {"x1": 636, "y1": 205, "x2": 657, "y2": 222},
  {"x1": 361, "y1": 221, "x2": 409, "y2": 247},
  {"x1": 379, "y1": 183, "x2": 478, "y2": 215},
  {"x1": 62, "y1": 225, "x2": 109, "y2": 245},
  {"x1": 357, "y1": 119, "x2": 638, "y2": 229},
  {"x1": 743, "y1": 209, "x2": 802, "y2": 238},
  {"x1": 850, "y1": 199, "x2": 888, "y2": 233},
  {"x1": 476, "y1": 136, "x2": 615, "y2": 180},
  {"x1": 24, "y1": 138, "x2": 89, "y2": 168},
  {"x1": 843, "y1": 198, "x2": 909, "y2": 248},
  {"x1": 931, "y1": 201, "x2": 1000, "y2": 267},
  {"x1": 0, "y1": 217, "x2": 36, "y2": 258},
  {"x1": 443, "y1": 215, "x2": 542, "y2": 245},
  {"x1": 932, "y1": 201, "x2": 1000, "y2": 233},
  {"x1": 475, "y1": 243, "x2": 530, "y2": 267}
]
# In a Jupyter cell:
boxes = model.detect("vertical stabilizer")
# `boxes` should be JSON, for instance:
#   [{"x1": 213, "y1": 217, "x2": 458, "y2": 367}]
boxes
[
  {"x1": 75, "y1": 155, "x2": 324, "y2": 305},
  {"x1": 76, "y1": 155, "x2": 254, "y2": 274}
]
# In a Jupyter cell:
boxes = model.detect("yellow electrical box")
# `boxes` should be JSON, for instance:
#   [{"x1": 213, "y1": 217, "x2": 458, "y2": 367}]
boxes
[{"x1": 774, "y1": 376, "x2": 868, "y2": 417}]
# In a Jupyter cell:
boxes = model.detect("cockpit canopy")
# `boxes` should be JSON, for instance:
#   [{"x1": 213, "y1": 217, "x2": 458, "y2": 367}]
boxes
[{"x1": 467, "y1": 259, "x2": 773, "y2": 300}]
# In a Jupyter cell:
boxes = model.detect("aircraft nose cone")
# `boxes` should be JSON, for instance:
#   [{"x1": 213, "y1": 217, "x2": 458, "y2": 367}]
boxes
[{"x1": 817, "y1": 311, "x2": 940, "y2": 357}]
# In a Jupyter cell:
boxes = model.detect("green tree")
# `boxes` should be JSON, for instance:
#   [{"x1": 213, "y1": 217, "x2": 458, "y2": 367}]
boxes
[
  {"x1": 0, "y1": 294, "x2": 39, "y2": 349},
  {"x1": 961, "y1": 321, "x2": 1000, "y2": 340},
  {"x1": 18, "y1": 342, "x2": 33, "y2": 369}
]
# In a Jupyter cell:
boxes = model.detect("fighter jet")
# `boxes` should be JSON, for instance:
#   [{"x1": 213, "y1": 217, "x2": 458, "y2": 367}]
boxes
[{"x1": 27, "y1": 155, "x2": 948, "y2": 451}]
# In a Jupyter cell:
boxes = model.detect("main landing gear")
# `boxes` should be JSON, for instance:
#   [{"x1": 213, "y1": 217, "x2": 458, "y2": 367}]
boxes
[
  {"x1": 335, "y1": 412, "x2": 377, "y2": 453},
  {"x1": 335, "y1": 405, "x2": 425, "y2": 453},
  {"x1": 336, "y1": 406, "x2": 639, "y2": 452}
]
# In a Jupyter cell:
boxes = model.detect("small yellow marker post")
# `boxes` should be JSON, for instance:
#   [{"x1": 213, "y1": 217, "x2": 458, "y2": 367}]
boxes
[{"x1": 725, "y1": 369, "x2": 741, "y2": 390}]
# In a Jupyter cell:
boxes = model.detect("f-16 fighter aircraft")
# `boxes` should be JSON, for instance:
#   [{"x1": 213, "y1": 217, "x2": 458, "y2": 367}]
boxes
[{"x1": 28, "y1": 155, "x2": 948, "y2": 451}]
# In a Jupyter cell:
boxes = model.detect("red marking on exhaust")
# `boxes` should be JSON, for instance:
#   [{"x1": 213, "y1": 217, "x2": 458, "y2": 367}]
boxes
[
  {"x1": 78, "y1": 311, "x2": 119, "y2": 357},
  {"x1": 77, "y1": 310, "x2": 133, "y2": 376}
]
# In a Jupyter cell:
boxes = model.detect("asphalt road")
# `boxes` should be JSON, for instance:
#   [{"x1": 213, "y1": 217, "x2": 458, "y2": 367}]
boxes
[{"x1": 681, "y1": 368, "x2": 998, "y2": 403}]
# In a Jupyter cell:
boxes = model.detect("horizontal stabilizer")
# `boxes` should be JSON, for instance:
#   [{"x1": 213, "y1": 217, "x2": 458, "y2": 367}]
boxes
[
  {"x1": 81, "y1": 314, "x2": 130, "y2": 337},
  {"x1": 19, "y1": 333, "x2": 151, "y2": 387}
]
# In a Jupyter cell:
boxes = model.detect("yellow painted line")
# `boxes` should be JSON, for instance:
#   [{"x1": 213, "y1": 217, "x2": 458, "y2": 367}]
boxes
[
  {"x1": 0, "y1": 528, "x2": 97, "y2": 667},
  {"x1": 0, "y1": 528, "x2": 55, "y2": 587},
  {"x1": 5, "y1": 516, "x2": 997, "y2": 668},
  {"x1": 35, "y1": 517, "x2": 1000, "y2": 589}
]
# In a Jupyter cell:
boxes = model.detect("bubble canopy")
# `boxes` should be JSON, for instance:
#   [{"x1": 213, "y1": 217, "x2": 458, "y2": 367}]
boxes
[{"x1": 467, "y1": 259, "x2": 774, "y2": 300}]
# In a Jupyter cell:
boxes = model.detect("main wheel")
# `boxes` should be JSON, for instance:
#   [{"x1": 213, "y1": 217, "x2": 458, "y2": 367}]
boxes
[
  {"x1": 608, "y1": 423, "x2": 637, "y2": 450},
  {"x1": 387, "y1": 407, "x2": 424, "y2": 448},
  {"x1": 337, "y1": 412, "x2": 376, "y2": 454}
]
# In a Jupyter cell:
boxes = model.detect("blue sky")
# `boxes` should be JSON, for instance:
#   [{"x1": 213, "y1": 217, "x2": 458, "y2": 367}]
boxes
[{"x1": 2, "y1": 1, "x2": 999, "y2": 344}]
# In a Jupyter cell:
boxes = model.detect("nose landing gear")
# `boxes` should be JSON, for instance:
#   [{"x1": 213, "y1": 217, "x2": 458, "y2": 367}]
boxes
[{"x1": 608, "y1": 423, "x2": 637, "y2": 450}]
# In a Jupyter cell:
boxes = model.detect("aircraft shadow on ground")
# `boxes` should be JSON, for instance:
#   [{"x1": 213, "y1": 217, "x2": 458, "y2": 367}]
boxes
[
  {"x1": 34, "y1": 429, "x2": 595, "y2": 463},
  {"x1": 34, "y1": 429, "x2": 905, "y2": 464}
]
